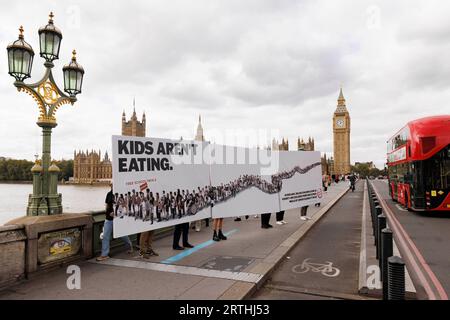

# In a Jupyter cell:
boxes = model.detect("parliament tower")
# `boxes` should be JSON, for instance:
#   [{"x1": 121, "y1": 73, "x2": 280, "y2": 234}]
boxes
[
  {"x1": 332, "y1": 87, "x2": 351, "y2": 175},
  {"x1": 122, "y1": 100, "x2": 146, "y2": 137}
]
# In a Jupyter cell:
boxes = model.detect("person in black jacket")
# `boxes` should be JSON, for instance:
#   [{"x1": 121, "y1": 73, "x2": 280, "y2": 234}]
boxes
[{"x1": 349, "y1": 174, "x2": 356, "y2": 192}]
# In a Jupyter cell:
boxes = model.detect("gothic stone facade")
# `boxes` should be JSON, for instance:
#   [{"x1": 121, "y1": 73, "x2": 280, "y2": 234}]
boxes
[
  {"x1": 72, "y1": 108, "x2": 146, "y2": 184},
  {"x1": 73, "y1": 150, "x2": 112, "y2": 183},
  {"x1": 122, "y1": 108, "x2": 146, "y2": 137},
  {"x1": 297, "y1": 137, "x2": 315, "y2": 151}
]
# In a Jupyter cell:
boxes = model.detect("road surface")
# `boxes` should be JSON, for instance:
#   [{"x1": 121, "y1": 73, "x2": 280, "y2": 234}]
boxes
[{"x1": 372, "y1": 180, "x2": 449, "y2": 300}]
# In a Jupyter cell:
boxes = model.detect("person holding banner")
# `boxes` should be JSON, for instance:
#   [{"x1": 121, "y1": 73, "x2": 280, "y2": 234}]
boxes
[
  {"x1": 139, "y1": 230, "x2": 159, "y2": 258},
  {"x1": 173, "y1": 222, "x2": 194, "y2": 250},
  {"x1": 275, "y1": 211, "x2": 286, "y2": 225},
  {"x1": 97, "y1": 183, "x2": 133, "y2": 262},
  {"x1": 300, "y1": 205, "x2": 310, "y2": 221},
  {"x1": 212, "y1": 218, "x2": 227, "y2": 241},
  {"x1": 261, "y1": 213, "x2": 273, "y2": 229}
]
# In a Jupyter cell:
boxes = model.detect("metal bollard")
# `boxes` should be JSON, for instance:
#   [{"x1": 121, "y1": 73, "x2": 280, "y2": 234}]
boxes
[
  {"x1": 387, "y1": 256, "x2": 405, "y2": 300},
  {"x1": 372, "y1": 200, "x2": 379, "y2": 218},
  {"x1": 371, "y1": 198, "x2": 378, "y2": 226},
  {"x1": 381, "y1": 228, "x2": 393, "y2": 299},
  {"x1": 377, "y1": 213, "x2": 386, "y2": 260},
  {"x1": 374, "y1": 205, "x2": 382, "y2": 242},
  {"x1": 372, "y1": 198, "x2": 379, "y2": 215}
]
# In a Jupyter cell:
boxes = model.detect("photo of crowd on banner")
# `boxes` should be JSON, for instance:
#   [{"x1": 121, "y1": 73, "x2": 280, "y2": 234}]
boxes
[
  {"x1": 113, "y1": 161, "x2": 322, "y2": 223},
  {"x1": 113, "y1": 186, "x2": 210, "y2": 223}
]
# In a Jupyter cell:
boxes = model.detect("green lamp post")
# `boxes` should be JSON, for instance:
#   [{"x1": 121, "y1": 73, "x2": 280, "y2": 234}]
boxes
[{"x1": 6, "y1": 12, "x2": 85, "y2": 216}]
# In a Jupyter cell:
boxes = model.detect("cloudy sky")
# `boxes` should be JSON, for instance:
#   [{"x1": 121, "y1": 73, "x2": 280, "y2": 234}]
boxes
[{"x1": 1, "y1": 0, "x2": 449, "y2": 168}]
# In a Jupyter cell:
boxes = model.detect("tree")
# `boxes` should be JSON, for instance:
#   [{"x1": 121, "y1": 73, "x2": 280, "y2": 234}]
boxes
[
  {"x1": 56, "y1": 160, "x2": 73, "y2": 181},
  {"x1": 0, "y1": 158, "x2": 73, "y2": 182},
  {"x1": 0, "y1": 159, "x2": 33, "y2": 181},
  {"x1": 351, "y1": 162, "x2": 384, "y2": 179}
]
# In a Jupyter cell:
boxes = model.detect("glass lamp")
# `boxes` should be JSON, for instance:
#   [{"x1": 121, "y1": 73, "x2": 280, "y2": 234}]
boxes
[
  {"x1": 63, "y1": 50, "x2": 84, "y2": 96},
  {"x1": 6, "y1": 26, "x2": 34, "y2": 82},
  {"x1": 38, "y1": 12, "x2": 62, "y2": 62}
]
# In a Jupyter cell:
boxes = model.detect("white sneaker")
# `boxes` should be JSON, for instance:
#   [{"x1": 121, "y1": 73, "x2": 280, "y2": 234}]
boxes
[
  {"x1": 282, "y1": 220, "x2": 288, "y2": 224},
  {"x1": 276, "y1": 221, "x2": 283, "y2": 225},
  {"x1": 300, "y1": 217, "x2": 307, "y2": 221}
]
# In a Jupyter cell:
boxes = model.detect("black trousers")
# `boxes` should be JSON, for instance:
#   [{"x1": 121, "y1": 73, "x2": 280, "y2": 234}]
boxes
[
  {"x1": 261, "y1": 213, "x2": 271, "y2": 226},
  {"x1": 276, "y1": 211, "x2": 285, "y2": 222},
  {"x1": 173, "y1": 222, "x2": 189, "y2": 247}
]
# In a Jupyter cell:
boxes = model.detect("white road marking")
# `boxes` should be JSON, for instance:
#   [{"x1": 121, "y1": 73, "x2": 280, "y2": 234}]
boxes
[
  {"x1": 292, "y1": 258, "x2": 340, "y2": 277},
  {"x1": 90, "y1": 258, "x2": 263, "y2": 283}
]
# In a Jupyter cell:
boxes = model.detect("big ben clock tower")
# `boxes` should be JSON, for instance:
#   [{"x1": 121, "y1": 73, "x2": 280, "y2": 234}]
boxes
[{"x1": 333, "y1": 87, "x2": 351, "y2": 175}]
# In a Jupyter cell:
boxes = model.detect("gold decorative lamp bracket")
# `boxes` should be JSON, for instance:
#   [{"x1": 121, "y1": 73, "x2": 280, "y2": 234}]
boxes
[{"x1": 14, "y1": 67, "x2": 76, "y2": 127}]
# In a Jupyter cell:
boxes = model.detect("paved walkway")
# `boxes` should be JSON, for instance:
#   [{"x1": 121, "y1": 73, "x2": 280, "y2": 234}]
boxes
[
  {"x1": 253, "y1": 181, "x2": 365, "y2": 300},
  {"x1": 0, "y1": 182, "x2": 349, "y2": 300}
]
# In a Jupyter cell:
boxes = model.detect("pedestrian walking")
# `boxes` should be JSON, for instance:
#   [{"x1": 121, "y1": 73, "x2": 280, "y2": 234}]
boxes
[
  {"x1": 322, "y1": 175, "x2": 328, "y2": 192},
  {"x1": 349, "y1": 173, "x2": 356, "y2": 192}
]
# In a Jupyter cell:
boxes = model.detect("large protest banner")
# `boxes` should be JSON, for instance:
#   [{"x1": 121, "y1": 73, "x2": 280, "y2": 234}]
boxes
[
  {"x1": 111, "y1": 136, "x2": 323, "y2": 237},
  {"x1": 209, "y1": 145, "x2": 281, "y2": 218},
  {"x1": 277, "y1": 151, "x2": 323, "y2": 211},
  {"x1": 112, "y1": 135, "x2": 211, "y2": 238}
]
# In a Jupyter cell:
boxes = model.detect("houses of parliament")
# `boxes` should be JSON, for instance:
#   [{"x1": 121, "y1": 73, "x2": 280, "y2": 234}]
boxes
[
  {"x1": 72, "y1": 88, "x2": 351, "y2": 183},
  {"x1": 72, "y1": 107, "x2": 146, "y2": 184}
]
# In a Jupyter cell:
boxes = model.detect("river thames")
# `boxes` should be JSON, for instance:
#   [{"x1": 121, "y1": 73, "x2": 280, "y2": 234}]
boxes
[{"x1": 0, "y1": 183, "x2": 109, "y2": 225}]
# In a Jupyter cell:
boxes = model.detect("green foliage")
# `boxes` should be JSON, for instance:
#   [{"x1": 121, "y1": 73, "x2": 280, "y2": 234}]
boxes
[
  {"x1": 351, "y1": 163, "x2": 386, "y2": 178},
  {"x1": 0, "y1": 158, "x2": 73, "y2": 181},
  {"x1": 55, "y1": 159, "x2": 73, "y2": 181},
  {"x1": 0, "y1": 159, "x2": 33, "y2": 181}
]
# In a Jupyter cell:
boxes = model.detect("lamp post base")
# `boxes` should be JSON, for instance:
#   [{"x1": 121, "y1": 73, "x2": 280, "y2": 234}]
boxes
[{"x1": 27, "y1": 193, "x2": 62, "y2": 216}]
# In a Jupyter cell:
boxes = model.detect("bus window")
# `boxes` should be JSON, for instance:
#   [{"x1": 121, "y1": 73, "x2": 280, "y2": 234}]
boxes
[{"x1": 423, "y1": 145, "x2": 450, "y2": 190}]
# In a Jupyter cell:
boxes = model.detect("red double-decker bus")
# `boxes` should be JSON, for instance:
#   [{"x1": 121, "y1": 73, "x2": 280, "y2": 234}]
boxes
[{"x1": 387, "y1": 115, "x2": 450, "y2": 211}]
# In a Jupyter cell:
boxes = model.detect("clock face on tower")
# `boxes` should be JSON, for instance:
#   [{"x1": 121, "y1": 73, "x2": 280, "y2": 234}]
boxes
[{"x1": 336, "y1": 119, "x2": 345, "y2": 128}]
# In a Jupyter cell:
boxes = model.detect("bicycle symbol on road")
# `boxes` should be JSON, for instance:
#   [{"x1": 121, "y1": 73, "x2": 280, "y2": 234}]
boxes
[{"x1": 292, "y1": 258, "x2": 340, "y2": 277}]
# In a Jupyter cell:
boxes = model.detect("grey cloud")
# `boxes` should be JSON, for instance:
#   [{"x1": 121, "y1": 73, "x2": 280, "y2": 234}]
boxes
[{"x1": 2, "y1": 0, "x2": 450, "y2": 170}]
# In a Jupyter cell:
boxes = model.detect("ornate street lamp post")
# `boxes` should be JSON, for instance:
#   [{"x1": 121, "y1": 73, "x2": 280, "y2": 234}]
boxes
[{"x1": 6, "y1": 13, "x2": 84, "y2": 216}]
